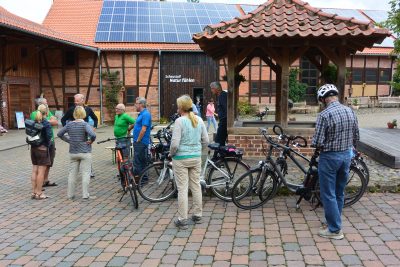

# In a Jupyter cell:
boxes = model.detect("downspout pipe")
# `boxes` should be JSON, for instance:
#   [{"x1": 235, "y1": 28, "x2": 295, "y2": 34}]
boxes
[
  {"x1": 158, "y1": 50, "x2": 161, "y2": 121},
  {"x1": 98, "y1": 49, "x2": 104, "y2": 125}
]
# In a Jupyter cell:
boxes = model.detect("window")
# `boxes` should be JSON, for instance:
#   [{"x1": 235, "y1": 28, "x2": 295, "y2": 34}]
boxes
[
  {"x1": 379, "y1": 69, "x2": 391, "y2": 83},
  {"x1": 250, "y1": 81, "x2": 276, "y2": 96},
  {"x1": 125, "y1": 87, "x2": 138, "y2": 104},
  {"x1": 352, "y1": 68, "x2": 363, "y2": 83},
  {"x1": 65, "y1": 51, "x2": 76, "y2": 66},
  {"x1": 365, "y1": 68, "x2": 378, "y2": 83}
]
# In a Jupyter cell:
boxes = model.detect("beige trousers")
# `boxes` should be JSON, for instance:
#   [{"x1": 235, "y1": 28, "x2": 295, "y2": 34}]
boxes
[
  {"x1": 172, "y1": 157, "x2": 203, "y2": 220},
  {"x1": 68, "y1": 153, "x2": 92, "y2": 198}
]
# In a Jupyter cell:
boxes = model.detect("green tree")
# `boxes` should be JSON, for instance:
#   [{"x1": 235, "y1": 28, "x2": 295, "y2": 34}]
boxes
[
  {"x1": 102, "y1": 71, "x2": 123, "y2": 120},
  {"x1": 384, "y1": 0, "x2": 400, "y2": 95},
  {"x1": 289, "y1": 68, "x2": 308, "y2": 102}
]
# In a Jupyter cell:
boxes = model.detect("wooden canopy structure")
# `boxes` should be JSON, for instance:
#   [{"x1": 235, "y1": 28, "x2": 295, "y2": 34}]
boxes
[{"x1": 193, "y1": 0, "x2": 390, "y2": 129}]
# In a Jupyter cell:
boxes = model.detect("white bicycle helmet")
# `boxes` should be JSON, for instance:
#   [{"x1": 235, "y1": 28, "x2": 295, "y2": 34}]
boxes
[{"x1": 317, "y1": 84, "x2": 339, "y2": 102}]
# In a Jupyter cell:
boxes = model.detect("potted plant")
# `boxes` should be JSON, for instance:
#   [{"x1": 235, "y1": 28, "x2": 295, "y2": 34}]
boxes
[
  {"x1": 351, "y1": 99, "x2": 359, "y2": 110},
  {"x1": 387, "y1": 119, "x2": 397, "y2": 129}
]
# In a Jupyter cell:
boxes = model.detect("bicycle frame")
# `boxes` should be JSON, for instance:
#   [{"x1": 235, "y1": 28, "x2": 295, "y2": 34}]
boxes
[{"x1": 199, "y1": 152, "x2": 232, "y2": 189}]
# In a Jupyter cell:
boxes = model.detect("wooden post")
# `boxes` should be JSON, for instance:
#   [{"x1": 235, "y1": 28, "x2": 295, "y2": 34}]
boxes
[
  {"x1": 278, "y1": 48, "x2": 289, "y2": 128},
  {"x1": 227, "y1": 47, "x2": 236, "y2": 129},
  {"x1": 336, "y1": 47, "x2": 346, "y2": 103}
]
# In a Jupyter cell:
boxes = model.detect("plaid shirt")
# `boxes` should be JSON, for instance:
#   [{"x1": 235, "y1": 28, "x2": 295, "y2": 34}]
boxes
[{"x1": 312, "y1": 101, "x2": 359, "y2": 152}]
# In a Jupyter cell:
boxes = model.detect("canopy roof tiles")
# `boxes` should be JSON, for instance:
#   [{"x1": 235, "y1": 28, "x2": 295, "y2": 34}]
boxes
[{"x1": 193, "y1": 0, "x2": 390, "y2": 46}]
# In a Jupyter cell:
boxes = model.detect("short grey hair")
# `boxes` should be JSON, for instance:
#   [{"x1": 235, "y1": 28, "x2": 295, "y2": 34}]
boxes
[
  {"x1": 35, "y1": 97, "x2": 47, "y2": 106},
  {"x1": 210, "y1": 81, "x2": 222, "y2": 91},
  {"x1": 136, "y1": 97, "x2": 147, "y2": 107},
  {"x1": 74, "y1": 93, "x2": 85, "y2": 102}
]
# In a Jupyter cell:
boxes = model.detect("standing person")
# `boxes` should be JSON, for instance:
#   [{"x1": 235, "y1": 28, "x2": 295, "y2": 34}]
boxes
[
  {"x1": 170, "y1": 95, "x2": 209, "y2": 229},
  {"x1": 58, "y1": 106, "x2": 96, "y2": 200},
  {"x1": 206, "y1": 98, "x2": 217, "y2": 133},
  {"x1": 61, "y1": 94, "x2": 98, "y2": 177},
  {"x1": 61, "y1": 94, "x2": 98, "y2": 128},
  {"x1": 312, "y1": 84, "x2": 360, "y2": 240},
  {"x1": 30, "y1": 97, "x2": 58, "y2": 187},
  {"x1": 132, "y1": 97, "x2": 152, "y2": 181},
  {"x1": 30, "y1": 104, "x2": 52, "y2": 200},
  {"x1": 210, "y1": 82, "x2": 227, "y2": 146},
  {"x1": 114, "y1": 103, "x2": 136, "y2": 159}
]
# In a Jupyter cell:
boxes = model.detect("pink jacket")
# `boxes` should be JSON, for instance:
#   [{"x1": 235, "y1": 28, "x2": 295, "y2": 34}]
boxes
[{"x1": 206, "y1": 103, "x2": 215, "y2": 117}]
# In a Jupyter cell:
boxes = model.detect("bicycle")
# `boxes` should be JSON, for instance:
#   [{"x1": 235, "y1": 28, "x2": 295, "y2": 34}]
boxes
[
  {"x1": 231, "y1": 126, "x2": 367, "y2": 210},
  {"x1": 97, "y1": 136, "x2": 138, "y2": 209},
  {"x1": 137, "y1": 141, "x2": 250, "y2": 203}
]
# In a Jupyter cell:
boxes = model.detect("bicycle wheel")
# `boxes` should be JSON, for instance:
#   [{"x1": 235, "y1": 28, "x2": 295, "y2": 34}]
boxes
[
  {"x1": 207, "y1": 157, "x2": 250, "y2": 201},
  {"x1": 137, "y1": 162, "x2": 177, "y2": 203},
  {"x1": 232, "y1": 168, "x2": 279, "y2": 210},
  {"x1": 127, "y1": 174, "x2": 139, "y2": 209},
  {"x1": 344, "y1": 166, "x2": 367, "y2": 207},
  {"x1": 353, "y1": 158, "x2": 370, "y2": 185}
]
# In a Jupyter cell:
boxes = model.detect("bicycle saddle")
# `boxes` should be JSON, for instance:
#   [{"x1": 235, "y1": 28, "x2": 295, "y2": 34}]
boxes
[{"x1": 208, "y1": 143, "x2": 220, "y2": 150}]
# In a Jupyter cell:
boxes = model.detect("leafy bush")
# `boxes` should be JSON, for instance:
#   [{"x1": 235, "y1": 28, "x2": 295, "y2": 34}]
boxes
[
  {"x1": 238, "y1": 100, "x2": 256, "y2": 115},
  {"x1": 322, "y1": 64, "x2": 338, "y2": 84},
  {"x1": 289, "y1": 68, "x2": 308, "y2": 103},
  {"x1": 102, "y1": 71, "x2": 123, "y2": 120},
  {"x1": 159, "y1": 117, "x2": 168, "y2": 124},
  {"x1": 391, "y1": 66, "x2": 400, "y2": 96}
]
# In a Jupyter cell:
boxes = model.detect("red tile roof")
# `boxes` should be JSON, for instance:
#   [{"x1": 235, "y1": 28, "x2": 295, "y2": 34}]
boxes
[
  {"x1": 193, "y1": 0, "x2": 390, "y2": 41},
  {"x1": 357, "y1": 47, "x2": 394, "y2": 55},
  {"x1": 0, "y1": 6, "x2": 96, "y2": 51}
]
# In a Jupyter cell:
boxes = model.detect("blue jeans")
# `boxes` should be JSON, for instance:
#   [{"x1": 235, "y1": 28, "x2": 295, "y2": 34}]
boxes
[
  {"x1": 318, "y1": 149, "x2": 352, "y2": 233},
  {"x1": 207, "y1": 116, "x2": 217, "y2": 132},
  {"x1": 133, "y1": 142, "x2": 147, "y2": 177}
]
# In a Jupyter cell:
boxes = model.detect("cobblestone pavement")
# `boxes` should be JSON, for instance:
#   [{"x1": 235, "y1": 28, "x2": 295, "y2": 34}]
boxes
[{"x1": 1, "y1": 126, "x2": 400, "y2": 266}]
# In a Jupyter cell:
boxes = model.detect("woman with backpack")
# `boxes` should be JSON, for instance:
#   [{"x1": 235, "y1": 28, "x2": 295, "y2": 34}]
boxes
[{"x1": 30, "y1": 104, "x2": 52, "y2": 200}]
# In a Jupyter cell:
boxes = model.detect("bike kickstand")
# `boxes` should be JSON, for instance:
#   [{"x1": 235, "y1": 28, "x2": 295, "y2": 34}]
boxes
[{"x1": 119, "y1": 192, "x2": 125, "y2": 202}]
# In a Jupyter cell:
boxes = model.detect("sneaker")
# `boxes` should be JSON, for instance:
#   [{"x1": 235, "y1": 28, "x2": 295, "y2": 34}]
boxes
[
  {"x1": 82, "y1": 196, "x2": 97, "y2": 200},
  {"x1": 191, "y1": 215, "x2": 202, "y2": 224},
  {"x1": 318, "y1": 228, "x2": 344, "y2": 240},
  {"x1": 174, "y1": 218, "x2": 188, "y2": 230}
]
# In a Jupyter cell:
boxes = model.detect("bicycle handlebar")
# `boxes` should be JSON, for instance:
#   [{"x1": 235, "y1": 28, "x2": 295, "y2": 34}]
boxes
[{"x1": 97, "y1": 136, "x2": 134, "y2": 144}]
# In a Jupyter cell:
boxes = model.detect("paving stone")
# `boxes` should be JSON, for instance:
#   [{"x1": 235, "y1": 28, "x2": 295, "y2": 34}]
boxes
[
  {"x1": 341, "y1": 255, "x2": 362, "y2": 265},
  {"x1": 180, "y1": 251, "x2": 198, "y2": 260},
  {"x1": 106, "y1": 256, "x2": 128, "y2": 266},
  {"x1": 195, "y1": 255, "x2": 213, "y2": 265}
]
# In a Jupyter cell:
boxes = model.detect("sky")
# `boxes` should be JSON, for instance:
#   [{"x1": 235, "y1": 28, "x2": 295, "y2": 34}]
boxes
[{"x1": 0, "y1": 0, "x2": 392, "y2": 24}]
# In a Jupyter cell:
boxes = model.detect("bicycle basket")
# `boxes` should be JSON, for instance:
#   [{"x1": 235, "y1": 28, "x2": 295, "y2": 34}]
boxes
[{"x1": 116, "y1": 137, "x2": 131, "y2": 149}]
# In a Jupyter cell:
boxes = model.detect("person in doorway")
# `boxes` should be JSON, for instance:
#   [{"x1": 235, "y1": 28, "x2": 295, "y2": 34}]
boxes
[
  {"x1": 132, "y1": 97, "x2": 152, "y2": 181},
  {"x1": 170, "y1": 95, "x2": 209, "y2": 229},
  {"x1": 58, "y1": 106, "x2": 96, "y2": 200},
  {"x1": 61, "y1": 94, "x2": 98, "y2": 177},
  {"x1": 195, "y1": 96, "x2": 202, "y2": 117},
  {"x1": 312, "y1": 84, "x2": 359, "y2": 240},
  {"x1": 30, "y1": 104, "x2": 52, "y2": 200},
  {"x1": 210, "y1": 81, "x2": 227, "y2": 146},
  {"x1": 30, "y1": 97, "x2": 58, "y2": 187},
  {"x1": 206, "y1": 98, "x2": 217, "y2": 133}
]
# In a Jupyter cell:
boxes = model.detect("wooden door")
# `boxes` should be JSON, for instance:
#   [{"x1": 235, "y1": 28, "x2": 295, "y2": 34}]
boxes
[{"x1": 8, "y1": 84, "x2": 31, "y2": 128}]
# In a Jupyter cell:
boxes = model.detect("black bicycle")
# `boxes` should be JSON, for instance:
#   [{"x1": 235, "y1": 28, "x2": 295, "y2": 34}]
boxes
[
  {"x1": 231, "y1": 126, "x2": 367, "y2": 210},
  {"x1": 97, "y1": 136, "x2": 138, "y2": 209}
]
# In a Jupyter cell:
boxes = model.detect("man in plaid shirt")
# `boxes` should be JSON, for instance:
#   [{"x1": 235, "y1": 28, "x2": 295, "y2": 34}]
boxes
[{"x1": 312, "y1": 84, "x2": 359, "y2": 240}]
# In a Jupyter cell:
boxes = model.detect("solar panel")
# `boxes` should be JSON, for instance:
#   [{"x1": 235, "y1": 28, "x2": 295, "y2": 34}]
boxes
[
  {"x1": 321, "y1": 8, "x2": 369, "y2": 22},
  {"x1": 362, "y1": 10, "x2": 388, "y2": 23},
  {"x1": 95, "y1": 0, "x2": 242, "y2": 43},
  {"x1": 240, "y1": 5, "x2": 258, "y2": 14}
]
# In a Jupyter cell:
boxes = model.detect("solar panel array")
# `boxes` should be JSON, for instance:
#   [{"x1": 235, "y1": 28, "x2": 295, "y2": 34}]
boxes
[
  {"x1": 362, "y1": 10, "x2": 388, "y2": 23},
  {"x1": 241, "y1": 5, "x2": 258, "y2": 14},
  {"x1": 321, "y1": 8, "x2": 369, "y2": 22},
  {"x1": 95, "y1": 0, "x2": 242, "y2": 43}
]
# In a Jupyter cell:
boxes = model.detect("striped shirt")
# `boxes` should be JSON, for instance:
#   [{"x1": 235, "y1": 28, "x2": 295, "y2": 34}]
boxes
[
  {"x1": 57, "y1": 120, "x2": 96, "y2": 154},
  {"x1": 312, "y1": 101, "x2": 359, "y2": 152}
]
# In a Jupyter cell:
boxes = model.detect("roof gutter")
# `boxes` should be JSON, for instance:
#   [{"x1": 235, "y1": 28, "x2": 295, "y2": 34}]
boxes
[{"x1": 1, "y1": 24, "x2": 98, "y2": 52}]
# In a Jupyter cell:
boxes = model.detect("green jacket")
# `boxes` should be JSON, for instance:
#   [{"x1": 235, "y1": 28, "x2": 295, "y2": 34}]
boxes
[{"x1": 114, "y1": 113, "x2": 136, "y2": 138}]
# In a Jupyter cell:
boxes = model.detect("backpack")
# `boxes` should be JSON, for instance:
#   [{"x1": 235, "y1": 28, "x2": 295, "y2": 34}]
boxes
[{"x1": 25, "y1": 119, "x2": 44, "y2": 146}]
